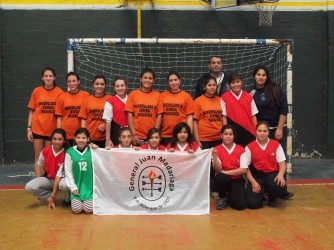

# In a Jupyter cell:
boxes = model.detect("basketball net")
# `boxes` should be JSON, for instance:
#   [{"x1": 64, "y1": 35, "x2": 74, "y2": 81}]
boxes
[{"x1": 255, "y1": 0, "x2": 279, "y2": 27}]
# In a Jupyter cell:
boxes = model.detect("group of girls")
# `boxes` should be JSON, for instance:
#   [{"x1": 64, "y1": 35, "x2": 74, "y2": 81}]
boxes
[{"x1": 26, "y1": 63, "x2": 290, "y2": 213}]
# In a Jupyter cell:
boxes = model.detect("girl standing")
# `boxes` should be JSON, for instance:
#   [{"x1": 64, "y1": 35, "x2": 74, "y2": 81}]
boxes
[
  {"x1": 27, "y1": 67, "x2": 64, "y2": 175},
  {"x1": 221, "y1": 73, "x2": 258, "y2": 147},
  {"x1": 245, "y1": 121, "x2": 287, "y2": 209},
  {"x1": 103, "y1": 76, "x2": 128, "y2": 147},
  {"x1": 156, "y1": 71, "x2": 194, "y2": 146},
  {"x1": 25, "y1": 128, "x2": 69, "y2": 206},
  {"x1": 166, "y1": 122, "x2": 200, "y2": 154},
  {"x1": 125, "y1": 68, "x2": 160, "y2": 145},
  {"x1": 55, "y1": 72, "x2": 89, "y2": 146},
  {"x1": 193, "y1": 76, "x2": 223, "y2": 149},
  {"x1": 79, "y1": 75, "x2": 111, "y2": 148},
  {"x1": 65, "y1": 128, "x2": 93, "y2": 214},
  {"x1": 212, "y1": 125, "x2": 248, "y2": 210}
]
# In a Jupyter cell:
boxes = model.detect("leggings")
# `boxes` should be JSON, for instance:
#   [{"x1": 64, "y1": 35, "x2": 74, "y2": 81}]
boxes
[{"x1": 71, "y1": 199, "x2": 93, "y2": 214}]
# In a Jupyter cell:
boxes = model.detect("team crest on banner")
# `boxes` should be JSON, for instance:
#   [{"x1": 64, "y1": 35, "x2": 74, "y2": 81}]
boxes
[{"x1": 92, "y1": 148, "x2": 211, "y2": 215}]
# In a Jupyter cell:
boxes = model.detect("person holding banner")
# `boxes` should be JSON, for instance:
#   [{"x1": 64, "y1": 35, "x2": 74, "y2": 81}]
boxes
[
  {"x1": 245, "y1": 121, "x2": 287, "y2": 209},
  {"x1": 125, "y1": 68, "x2": 160, "y2": 146},
  {"x1": 212, "y1": 124, "x2": 248, "y2": 210},
  {"x1": 112, "y1": 127, "x2": 133, "y2": 148},
  {"x1": 167, "y1": 122, "x2": 200, "y2": 153},
  {"x1": 137, "y1": 128, "x2": 166, "y2": 151},
  {"x1": 65, "y1": 128, "x2": 93, "y2": 214}
]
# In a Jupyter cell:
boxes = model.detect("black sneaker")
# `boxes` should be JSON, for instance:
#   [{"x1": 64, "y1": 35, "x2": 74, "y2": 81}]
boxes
[
  {"x1": 268, "y1": 198, "x2": 277, "y2": 208},
  {"x1": 216, "y1": 198, "x2": 227, "y2": 210},
  {"x1": 62, "y1": 200, "x2": 71, "y2": 207},
  {"x1": 280, "y1": 191, "x2": 294, "y2": 200}
]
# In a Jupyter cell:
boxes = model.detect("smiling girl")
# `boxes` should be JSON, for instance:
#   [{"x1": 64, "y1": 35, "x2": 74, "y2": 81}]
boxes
[
  {"x1": 79, "y1": 75, "x2": 111, "y2": 148},
  {"x1": 156, "y1": 71, "x2": 194, "y2": 146}
]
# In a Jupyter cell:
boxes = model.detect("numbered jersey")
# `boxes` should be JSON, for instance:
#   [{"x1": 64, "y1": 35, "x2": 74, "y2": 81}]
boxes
[{"x1": 66, "y1": 146, "x2": 93, "y2": 200}]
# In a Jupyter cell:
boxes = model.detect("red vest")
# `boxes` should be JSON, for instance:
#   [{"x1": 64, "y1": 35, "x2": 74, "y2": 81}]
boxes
[
  {"x1": 222, "y1": 91, "x2": 255, "y2": 135},
  {"x1": 166, "y1": 141, "x2": 200, "y2": 152},
  {"x1": 106, "y1": 96, "x2": 128, "y2": 127},
  {"x1": 248, "y1": 139, "x2": 280, "y2": 173},
  {"x1": 42, "y1": 146, "x2": 65, "y2": 179},
  {"x1": 215, "y1": 144, "x2": 245, "y2": 179},
  {"x1": 140, "y1": 144, "x2": 166, "y2": 151}
]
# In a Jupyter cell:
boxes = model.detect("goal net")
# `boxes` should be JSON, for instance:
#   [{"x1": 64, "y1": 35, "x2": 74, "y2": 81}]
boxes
[{"x1": 67, "y1": 38, "x2": 293, "y2": 172}]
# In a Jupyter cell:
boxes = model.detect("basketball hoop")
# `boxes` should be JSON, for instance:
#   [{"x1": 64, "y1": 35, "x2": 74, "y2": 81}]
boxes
[{"x1": 255, "y1": 0, "x2": 279, "y2": 27}]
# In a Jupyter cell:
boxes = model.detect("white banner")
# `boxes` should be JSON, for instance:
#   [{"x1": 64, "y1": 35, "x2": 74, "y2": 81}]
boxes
[{"x1": 92, "y1": 148, "x2": 211, "y2": 215}]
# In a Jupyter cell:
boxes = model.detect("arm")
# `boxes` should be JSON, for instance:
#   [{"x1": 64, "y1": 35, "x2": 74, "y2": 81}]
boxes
[
  {"x1": 47, "y1": 176, "x2": 62, "y2": 209},
  {"x1": 186, "y1": 115, "x2": 194, "y2": 134},
  {"x1": 27, "y1": 110, "x2": 34, "y2": 142},
  {"x1": 56, "y1": 116, "x2": 62, "y2": 128},
  {"x1": 155, "y1": 114, "x2": 162, "y2": 129},
  {"x1": 222, "y1": 115, "x2": 228, "y2": 126},
  {"x1": 212, "y1": 148, "x2": 222, "y2": 174},
  {"x1": 127, "y1": 112, "x2": 139, "y2": 145},
  {"x1": 246, "y1": 169, "x2": 261, "y2": 193},
  {"x1": 275, "y1": 114, "x2": 287, "y2": 141},
  {"x1": 81, "y1": 119, "x2": 86, "y2": 128},
  {"x1": 35, "y1": 151, "x2": 45, "y2": 177},
  {"x1": 274, "y1": 161, "x2": 287, "y2": 187},
  {"x1": 64, "y1": 153, "x2": 78, "y2": 194},
  {"x1": 193, "y1": 120, "x2": 202, "y2": 149},
  {"x1": 105, "y1": 122, "x2": 113, "y2": 148},
  {"x1": 252, "y1": 115, "x2": 257, "y2": 128},
  {"x1": 222, "y1": 168, "x2": 247, "y2": 176}
]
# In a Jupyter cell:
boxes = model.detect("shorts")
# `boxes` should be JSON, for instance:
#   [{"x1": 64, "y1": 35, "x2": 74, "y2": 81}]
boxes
[{"x1": 32, "y1": 133, "x2": 51, "y2": 141}]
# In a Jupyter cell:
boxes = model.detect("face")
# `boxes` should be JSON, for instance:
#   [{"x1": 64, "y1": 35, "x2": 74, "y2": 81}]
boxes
[
  {"x1": 114, "y1": 79, "x2": 127, "y2": 97},
  {"x1": 67, "y1": 75, "x2": 80, "y2": 93},
  {"x1": 93, "y1": 78, "x2": 106, "y2": 97},
  {"x1": 254, "y1": 69, "x2": 267, "y2": 87},
  {"x1": 140, "y1": 72, "x2": 154, "y2": 92},
  {"x1": 148, "y1": 132, "x2": 161, "y2": 149},
  {"x1": 209, "y1": 57, "x2": 223, "y2": 74},
  {"x1": 52, "y1": 133, "x2": 65, "y2": 151},
  {"x1": 75, "y1": 132, "x2": 89, "y2": 150},
  {"x1": 177, "y1": 127, "x2": 188, "y2": 143},
  {"x1": 119, "y1": 130, "x2": 132, "y2": 148},
  {"x1": 221, "y1": 128, "x2": 234, "y2": 146},
  {"x1": 204, "y1": 79, "x2": 217, "y2": 97},
  {"x1": 256, "y1": 124, "x2": 270, "y2": 142},
  {"x1": 42, "y1": 70, "x2": 56, "y2": 87},
  {"x1": 229, "y1": 79, "x2": 242, "y2": 96},
  {"x1": 168, "y1": 74, "x2": 181, "y2": 93}
]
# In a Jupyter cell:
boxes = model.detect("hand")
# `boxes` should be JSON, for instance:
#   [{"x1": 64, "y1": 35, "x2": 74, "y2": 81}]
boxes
[
  {"x1": 72, "y1": 189, "x2": 79, "y2": 196},
  {"x1": 187, "y1": 149, "x2": 195, "y2": 154},
  {"x1": 252, "y1": 182, "x2": 261, "y2": 193},
  {"x1": 27, "y1": 130, "x2": 33, "y2": 142},
  {"x1": 274, "y1": 174, "x2": 286, "y2": 187},
  {"x1": 134, "y1": 146, "x2": 141, "y2": 151},
  {"x1": 132, "y1": 135, "x2": 140, "y2": 146},
  {"x1": 275, "y1": 128, "x2": 283, "y2": 141},
  {"x1": 198, "y1": 142, "x2": 203, "y2": 149},
  {"x1": 212, "y1": 148, "x2": 217, "y2": 158},
  {"x1": 47, "y1": 196, "x2": 56, "y2": 209},
  {"x1": 168, "y1": 148, "x2": 175, "y2": 152},
  {"x1": 97, "y1": 123, "x2": 106, "y2": 133},
  {"x1": 105, "y1": 139, "x2": 114, "y2": 148},
  {"x1": 89, "y1": 143, "x2": 99, "y2": 149}
]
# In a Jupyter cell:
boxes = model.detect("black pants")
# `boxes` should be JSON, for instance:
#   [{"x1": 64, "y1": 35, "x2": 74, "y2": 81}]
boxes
[
  {"x1": 246, "y1": 171, "x2": 285, "y2": 209},
  {"x1": 214, "y1": 173, "x2": 246, "y2": 210}
]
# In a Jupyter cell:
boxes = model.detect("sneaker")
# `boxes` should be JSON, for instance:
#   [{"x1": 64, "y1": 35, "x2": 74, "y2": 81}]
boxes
[
  {"x1": 280, "y1": 191, "x2": 294, "y2": 200},
  {"x1": 211, "y1": 192, "x2": 220, "y2": 200},
  {"x1": 216, "y1": 198, "x2": 227, "y2": 210},
  {"x1": 268, "y1": 198, "x2": 277, "y2": 208},
  {"x1": 62, "y1": 200, "x2": 71, "y2": 207}
]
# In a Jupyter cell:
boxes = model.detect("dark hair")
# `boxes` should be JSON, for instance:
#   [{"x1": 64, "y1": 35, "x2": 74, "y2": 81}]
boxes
[
  {"x1": 66, "y1": 72, "x2": 80, "y2": 81},
  {"x1": 256, "y1": 120, "x2": 270, "y2": 130},
  {"x1": 51, "y1": 128, "x2": 69, "y2": 150},
  {"x1": 209, "y1": 56, "x2": 223, "y2": 64},
  {"x1": 252, "y1": 65, "x2": 280, "y2": 107},
  {"x1": 170, "y1": 122, "x2": 194, "y2": 148},
  {"x1": 113, "y1": 76, "x2": 128, "y2": 87},
  {"x1": 140, "y1": 68, "x2": 156, "y2": 80},
  {"x1": 118, "y1": 127, "x2": 132, "y2": 138},
  {"x1": 220, "y1": 124, "x2": 235, "y2": 134},
  {"x1": 74, "y1": 127, "x2": 90, "y2": 138},
  {"x1": 167, "y1": 71, "x2": 181, "y2": 81},
  {"x1": 92, "y1": 75, "x2": 107, "y2": 85},
  {"x1": 228, "y1": 73, "x2": 242, "y2": 84},
  {"x1": 146, "y1": 128, "x2": 161, "y2": 141},
  {"x1": 202, "y1": 75, "x2": 217, "y2": 95},
  {"x1": 41, "y1": 67, "x2": 57, "y2": 86}
]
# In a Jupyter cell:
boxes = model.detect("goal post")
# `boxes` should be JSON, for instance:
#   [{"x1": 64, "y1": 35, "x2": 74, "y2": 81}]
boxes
[{"x1": 67, "y1": 38, "x2": 293, "y2": 172}]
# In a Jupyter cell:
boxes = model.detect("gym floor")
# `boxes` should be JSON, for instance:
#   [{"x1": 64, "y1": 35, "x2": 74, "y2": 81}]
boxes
[{"x1": 1, "y1": 159, "x2": 334, "y2": 249}]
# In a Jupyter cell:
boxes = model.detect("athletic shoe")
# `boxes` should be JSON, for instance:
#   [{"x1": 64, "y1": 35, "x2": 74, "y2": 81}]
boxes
[
  {"x1": 280, "y1": 191, "x2": 294, "y2": 200},
  {"x1": 268, "y1": 198, "x2": 277, "y2": 208},
  {"x1": 211, "y1": 192, "x2": 220, "y2": 200},
  {"x1": 216, "y1": 198, "x2": 227, "y2": 210}
]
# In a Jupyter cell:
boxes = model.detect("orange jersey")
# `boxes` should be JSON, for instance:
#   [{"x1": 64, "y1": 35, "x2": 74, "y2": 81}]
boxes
[
  {"x1": 27, "y1": 86, "x2": 64, "y2": 136},
  {"x1": 55, "y1": 90, "x2": 90, "y2": 139},
  {"x1": 193, "y1": 95, "x2": 223, "y2": 142},
  {"x1": 157, "y1": 90, "x2": 194, "y2": 138},
  {"x1": 78, "y1": 94, "x2": 111, "y2": 141},
  {"x1": 125, "y1": 89, "x2": 160, "y2": 139}
]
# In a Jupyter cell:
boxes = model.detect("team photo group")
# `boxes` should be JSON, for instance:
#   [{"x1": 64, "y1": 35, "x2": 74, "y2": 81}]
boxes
[{"x1": 25, "y1": 55, "x2": 293, "y2": 214}]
